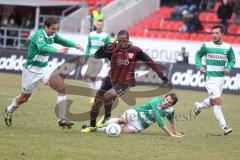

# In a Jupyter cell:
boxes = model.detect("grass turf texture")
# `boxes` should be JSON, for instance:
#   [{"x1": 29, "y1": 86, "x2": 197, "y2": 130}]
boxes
[{"x1": 0, "y1": 73, "x2": 239, "y2": 160}]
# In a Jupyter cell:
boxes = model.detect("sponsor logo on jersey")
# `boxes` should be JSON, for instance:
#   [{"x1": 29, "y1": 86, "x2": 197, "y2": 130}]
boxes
[
  {"x1": 207, "y1": 54, "x2": 227, "y2": 60},
  {"x1": 116, "y1": 59, "x2": 130, "y2": 65}
]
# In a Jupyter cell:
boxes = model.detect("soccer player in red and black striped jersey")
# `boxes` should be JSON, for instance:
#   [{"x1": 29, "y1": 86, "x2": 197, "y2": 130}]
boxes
[{"x1": 81, "y1": 30, "x2": 169, "y2": 132}]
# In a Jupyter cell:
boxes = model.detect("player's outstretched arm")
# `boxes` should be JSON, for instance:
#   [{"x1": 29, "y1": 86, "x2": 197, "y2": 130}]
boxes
[
  {"x1": 169, "y1": 119, "x2": 184, "y2": 136},
  {"x1": 161, "y1": 125, "x2": 183, "y2": 138},
  {"x1": 94, "y1": 44, "x2": 113, "y2": 60}
]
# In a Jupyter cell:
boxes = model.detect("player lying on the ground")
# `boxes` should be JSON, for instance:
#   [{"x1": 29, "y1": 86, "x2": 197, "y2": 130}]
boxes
[
  {"x1": 4, "y1": 17, "x2": 84, "y2": 128},
  {"x1": 98, "y1": 93, "x2": 184, "y2": 138}
]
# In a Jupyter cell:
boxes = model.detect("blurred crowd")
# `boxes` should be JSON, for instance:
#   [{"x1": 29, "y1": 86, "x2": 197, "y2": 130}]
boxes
[
  {"x1": 162, "y1": 0, "x2": 240, "y2": 34},
  {"x1": 0, "y1": 14, "x2": 34, "y2": 29}
]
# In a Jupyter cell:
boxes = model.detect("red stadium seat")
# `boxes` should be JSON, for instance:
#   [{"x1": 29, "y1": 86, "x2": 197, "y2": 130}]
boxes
[
  {"x1": 190, "y1": 33, "x2": 198, "y2": 41},
  {"x1": 159, "y1": 32, "x2": 167, "y2": 39},
  {"x1": 228, "y1": 25, "x2": 238, "y2": 35},
  {"x1": 234, "y1": 37, "x2": 240, "y2": 44},
  {"x1": 204, "y1": 35, "x2": 212, "y2": 41},
  {"x1": 168, "y1": 32, "x2": 175, "y2": 39},
  {"x1": 151, "y1": 32, "x2": 159, "y2": 38},
  {"x1": 159, "y1": 21, "x2": 168, "y2": 30},
  {"x1": 180, "y1": 33, "x2": 190, "y2": 40}
]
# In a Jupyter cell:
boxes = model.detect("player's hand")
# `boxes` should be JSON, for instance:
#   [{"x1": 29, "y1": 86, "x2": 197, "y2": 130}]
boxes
[
  {"x1": 224, "y1": 68, "x2": 230, "y2": 74},
  {"x1": 200, "y1": 66, "x2": 206, "y2": 74},
  {"x1": 159, "y1": 74, "x2": 169, "y2": 85},
  {"x1": 175, "y1": 132, "x2": 184, "y2": 136},
  {"x1": 57, "y1": 47, "x2": 69, "y2": 54},
  {"x1": 171, "y1": 134, "x2": 184, "y2": 138},
  {"x1": 76, "y1": 45, "x2": 84, "y2": 52}
]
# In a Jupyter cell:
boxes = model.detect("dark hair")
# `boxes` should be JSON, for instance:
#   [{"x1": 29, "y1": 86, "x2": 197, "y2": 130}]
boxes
[
  {"x1": 117, "y1": 30, "x2": 129, "y2": 40},
  {"x1": 165, "y1": 92, "x2": 178, "y2": 106},
  {"x1": 44, "y1": 17, "x2": 58, "y2": 28},
  {"x1": 96, "y1": 19, "x2": 104, "y2": 23},
  {"x1": 212, "y1": 24, "x2": 225, "y2": 33}
]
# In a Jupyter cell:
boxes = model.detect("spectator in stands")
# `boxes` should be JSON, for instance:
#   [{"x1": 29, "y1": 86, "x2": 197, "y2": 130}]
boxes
[
  {"x1": 200, "y1": 0, "x2": 217, "y2": 11},
  {"x1": 180, "y1": 10, "x2": 202, "y2": 33},
  {"x1": 90, "y1": 4, "x2": 104, "y2": 31},
  {"x1": 22, "y1": 15, "x2": 34, "y2": 29},
  {"x1": 233, "y1": 1, "x2": 240, "y2": 25},
  {"x1": 217, "y1": 0, "x2": 233, "y2": 34},
  {"x1": 170, "y1": 0, "x2": 201, "y2": 20},
  {"x1": 8, "y1": 13, "x2": 22, "y2": 27},
  {"x1": 6, "y1": 18, "x2": 18, "y2": 46},
  {"x1": 176, "y1": 47, "x2": 189, "y2": 64}
]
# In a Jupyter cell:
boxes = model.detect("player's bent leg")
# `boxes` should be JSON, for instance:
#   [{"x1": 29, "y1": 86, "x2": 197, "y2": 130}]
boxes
[
  {"x1": 48, "y1": 74, "x2": 74, "y2": 128},
  {"x1": 95, "y1": 89, "x2": 117, "y2": 127},
  {"x1": 103, "y1": 89, "x2": 117, "y2": 104},
  {"x1": 211, "y1": 97, "x2": 232, "y2": 135},
  {"x1": 81, "y1": 98, "x2": 103, "y2": 133},
  {"x1": 5, "y1": 93, "x2": 31, "y2": 127},
  {"x1": 194, "y1": 98, "x2": 212, "y2": 116},
  {"x1": 121, "y1": 125, "x2": 141, "y2": 133}
]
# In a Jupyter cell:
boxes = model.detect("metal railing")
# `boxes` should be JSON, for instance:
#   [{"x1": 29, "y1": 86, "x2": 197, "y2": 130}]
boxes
[{"x1": 0, "y1": 27, "x2": 32, "y2": 50}]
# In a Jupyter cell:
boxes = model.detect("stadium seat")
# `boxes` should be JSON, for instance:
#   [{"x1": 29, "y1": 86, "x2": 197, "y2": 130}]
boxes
[
  {"x1": 234, "y1": 37, "x2": 240, "y2": 44},
  {"x1": 159, "y1": 32, "x2": 167, "y2": 39},
  {"x1": 228, "y1": 25, "x2": 238, "y2": 35}
]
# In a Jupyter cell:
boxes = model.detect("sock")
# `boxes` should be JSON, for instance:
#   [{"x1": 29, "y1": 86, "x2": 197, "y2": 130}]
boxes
[
  {"x1": 213, "y1": 105, "x2": 226, "y2": 130},
  {"x1": 87, "y1": 82, "x2": 95, "y2": 97},
  {"x1": 90, "y1": 104, "x2": 101, "y2": 127},
  {"x1": 104, "y1": 101, "x2": 113, "y2": 120},
  {"x1": 57, "y1": 95, "x2": 67, "y2": 120},
  {"x1": 95, "y1": 80, "x2": 102, "y2": 92},
  {"x1": 198, "y1": 98, "x2": 212, "y2": 109},
  {"x1": 7, "y1": 97, "x2": 19, "y2": 113}
]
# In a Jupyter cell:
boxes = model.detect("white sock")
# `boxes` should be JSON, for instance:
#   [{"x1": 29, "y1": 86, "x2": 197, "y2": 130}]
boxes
[
  {"x1": 95, "y1": 80, "x2": 102, "y2": 92},
  {"x1": 87, "y1": 82, "x2": 95, "y2": 97},
  {"x1": 198, "y1": 98, "x2": 212, "y2": 109},
  {"x1": 57, "y1": 96, "x2": 67, "y2": 120},
  {"x1": 213, "y1": 105, "x2": 226, "y2": 130},
  {"x1": 107, "y1": 118, "x2": 119, "y2": 124},
  {"x1": 7, "y1": 97, "x2": 19, "y2": 113}
]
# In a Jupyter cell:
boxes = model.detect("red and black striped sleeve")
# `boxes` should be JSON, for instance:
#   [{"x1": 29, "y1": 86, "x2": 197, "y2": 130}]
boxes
[{"x1": 94, "y1": 43, "x2": 115, "y2": 60}]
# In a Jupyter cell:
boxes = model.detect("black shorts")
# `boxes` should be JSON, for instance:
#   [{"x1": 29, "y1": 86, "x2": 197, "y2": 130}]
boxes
[{"x1": 96, "y1": 76, "x2": 129, "y2": 97}]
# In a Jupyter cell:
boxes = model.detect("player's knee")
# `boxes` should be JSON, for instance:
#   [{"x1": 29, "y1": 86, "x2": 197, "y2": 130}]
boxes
[
  {"x1": 58, "y1": 86, "x2": 66, "y2": 94},
  {"x1": 19, "y1": 96, "x2": 29, "y2": 103},
  {"x1": 210, "y1": 98, "x2": 221, "y2": 106},
  {"x1": 103, "y1": 92, "x2": 114, "y2": 103}
]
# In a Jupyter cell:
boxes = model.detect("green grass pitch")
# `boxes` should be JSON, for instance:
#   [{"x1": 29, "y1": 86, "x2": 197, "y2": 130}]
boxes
[{"x1": 0, "y1": 73, "x2": 239, "y2": 160}]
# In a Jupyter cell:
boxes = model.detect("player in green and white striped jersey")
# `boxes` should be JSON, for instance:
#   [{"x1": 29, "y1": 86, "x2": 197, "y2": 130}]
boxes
[
  {"x1": 82, "y1": 20, "x2": 111, "y2": 103},
  {"x1": 4, "y1": 17, "x2": 84, "y2": 128},
  {"x1": 101, "y1": 93, "x2": 184, "y2": 138},
  {"x1": 194, "y1": 24, "x2": 236, "y2": 135}
]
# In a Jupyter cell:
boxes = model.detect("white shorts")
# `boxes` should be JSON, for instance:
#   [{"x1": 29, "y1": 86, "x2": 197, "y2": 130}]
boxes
[
  {"x1": 205, "y1": 77, "x2": 225, "y2": 99},
  {"x1": 22, "y1": 67, "x2": 54, "y2": 94},
  {"x1": 122, "y1": 109, "x2": 144, "y2": 133}
]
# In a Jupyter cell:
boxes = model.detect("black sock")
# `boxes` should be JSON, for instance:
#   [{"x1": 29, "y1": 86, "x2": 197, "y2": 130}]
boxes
[
  {"x1": 90, "y1": 119, "x2": 96, "y2": 127},
  {"x1": 104, "y1": 101, "x2": 113, "y2": 120}
]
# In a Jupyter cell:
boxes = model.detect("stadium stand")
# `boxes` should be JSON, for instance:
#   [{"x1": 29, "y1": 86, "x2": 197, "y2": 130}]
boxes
[{"x1": 128, "y1": 2, "x2": 239, "y2": 44}]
